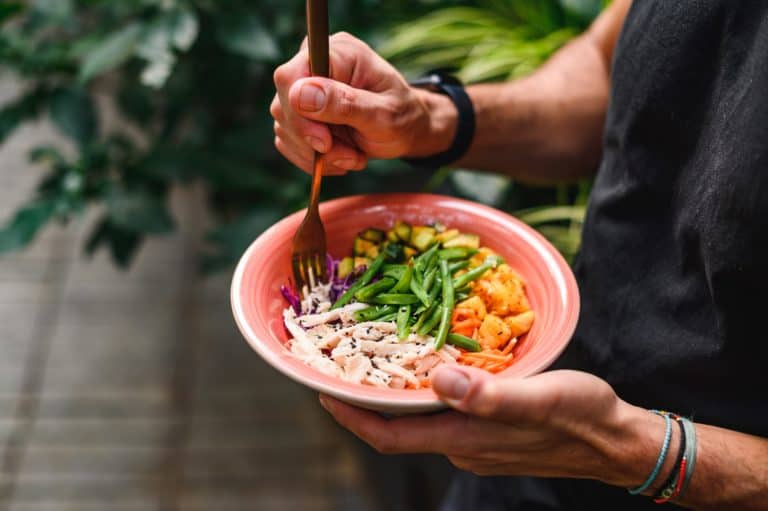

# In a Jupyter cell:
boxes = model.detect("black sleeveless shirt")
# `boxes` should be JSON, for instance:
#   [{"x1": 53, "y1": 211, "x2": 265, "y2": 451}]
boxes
[
  {"x1": 445, "y1": 3, "x2": 768, "y2": 510},
  {"x1": 552, "y1": 0, "x2": 768, "y2": 507}
]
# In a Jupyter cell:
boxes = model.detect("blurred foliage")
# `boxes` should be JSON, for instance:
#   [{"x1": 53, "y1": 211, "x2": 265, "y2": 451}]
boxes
[{"x1": 0, "y1": 0, "x2": 602, "y2": 270}]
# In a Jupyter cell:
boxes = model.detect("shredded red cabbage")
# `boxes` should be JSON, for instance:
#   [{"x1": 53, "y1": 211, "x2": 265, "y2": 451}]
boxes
[
  {"x1": 281, "y1": 254, "x2": 366, "y2": 310},
  {"x1": 280, "y1": 284, "x2": 302, "y2": 315}
]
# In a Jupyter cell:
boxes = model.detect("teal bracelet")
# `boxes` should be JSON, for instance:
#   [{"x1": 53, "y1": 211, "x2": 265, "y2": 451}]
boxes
[
  {"x1": 678, "y1": 417, "x2": 698, "y2": 498},
  {"x1": 628, "y1": 411, "x2": 673, "y2": 495}
]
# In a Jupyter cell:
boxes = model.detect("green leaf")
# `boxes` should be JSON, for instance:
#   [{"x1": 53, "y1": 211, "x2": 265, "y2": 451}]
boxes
[
  {"x1": 0, "y1": 199, "x2": 56, "y2": 254},
  {"x1": 49, "y1": 87, "x2": 98, "y2": 149},
  {"x1": 79, "y1": 23, "x2": 143, "y2": 82},
  {"x1": 85, "y1": 217, "x2": 143, "y2": 268},
  {"x1": 0, "y1": 2, "x2": 23, "y2": 23},
  {"x1": 169, "y1": 8, "x2": 199, "y2": 51},
  {"x1": 105, "y1": 186, "x2": 175, "y2": 234},
  {"x1": 0, "y1": 86, "x2": 49, "y2": 145},
  {"x1": 216, "y1": 14, "x2": 279, "y2": 61},
  {"x1": 451, "y1": 170, "x2": 511, "y2": 207}
]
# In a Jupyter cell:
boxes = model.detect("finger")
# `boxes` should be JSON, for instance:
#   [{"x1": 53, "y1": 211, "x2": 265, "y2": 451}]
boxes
[
  {"x1": 274, "y1": 137, "x2": 353, "y2": 176},
  {"x1": 318, "y1": 394, "x2": 466, "y2": 454},
  {"x1": 288, "y1": 77, "x2": 400, "y2": 132},
  {"x1": 273, "y1": 88, "x2": 334, "y2": 153},
  {"x1": 431, "y1": 365, "x2": 550, "y2": 424}
]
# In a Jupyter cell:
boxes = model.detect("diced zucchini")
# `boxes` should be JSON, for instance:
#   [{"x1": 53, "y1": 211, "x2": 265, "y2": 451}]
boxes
[
  {"x1": 443, "y1": 233, "x2": 480, "y2": 249},
  {"x1": 338, "y1": 257, "x2": 354, "y2": 278},
  {"x1": 410, "y1": 226, "x2": 437, "y2": 252},
  {"x1": 360, "y1": 228, "x2": 385, "y2": 243},
  {"x1": 403, "y1": 246, "x2": 418, "y2": 260},
  {"x1": 436, "y1": 229, "x2": 460, "y2": 244},
  {"x1": 383, "y1": 241, "x2": 405, "y2": 262},
  {"x1": 394, "y1": 220, "x2": 412, "y2": 242},
  {"x1": 432, "y1": 221, "x2": 447, "y2": 233},
  {"x1": 353, "y1": 237, "x2": 380, "y2": 258},
  {"x1": 354, "y1": 256, "x2": 371, "y2": 268},
  {"x1": 386, "y1": 229, "x2": 399, "y2": 243}
]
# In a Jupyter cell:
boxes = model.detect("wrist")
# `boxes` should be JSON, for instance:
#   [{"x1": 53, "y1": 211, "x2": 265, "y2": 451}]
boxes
[
  {"x1": 404, "y1": 88, "x2": 457, "y2": 158},
  {"x1": 595, "y1": 403, "x2": 681, "y2": 493}
]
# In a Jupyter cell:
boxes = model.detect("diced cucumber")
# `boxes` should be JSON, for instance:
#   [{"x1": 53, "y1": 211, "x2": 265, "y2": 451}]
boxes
[
  {"x1": 360, "y1": 228, "x2": 385, "y2": 243},
  {"x1": 394, "y1": 220, "x2": 412, "y2": 242},
  {"x1": 436, "y1": 229, "x2": 460, "y2": 244},
  {"x1": 338, "y1": 257, "x2": 354, "y2": 278},
  {"x1": 442, "y1": 233, "x2": 480, "y2": 249},
  {"x1": 353, "y1": 237, "x2": 380, "y2": 258},
  {"x1": 383, "y1": 241, "x2": 405, "y2": 262},
  {"x1": 410, "y1": 226, "x2": 437, "y2": 252}
]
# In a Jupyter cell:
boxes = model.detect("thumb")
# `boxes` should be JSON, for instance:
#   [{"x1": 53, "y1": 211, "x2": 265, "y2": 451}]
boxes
[
  {"x1": 289, "y1": 77, "x2": 395, "y2": 131},
  {"x1": 432, "y1": 365, "x2": 544, "y2": 424}
]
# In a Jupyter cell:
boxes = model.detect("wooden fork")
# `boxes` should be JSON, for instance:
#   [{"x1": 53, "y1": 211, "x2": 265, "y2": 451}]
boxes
[{"x1": 291, "y1": 0, "x2": 329, "y2": 291}]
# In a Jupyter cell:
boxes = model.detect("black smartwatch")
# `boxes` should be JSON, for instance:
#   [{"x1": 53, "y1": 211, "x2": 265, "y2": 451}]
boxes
[{"x1": 402, "y1": 71, "x2": 475, "y2": 169}]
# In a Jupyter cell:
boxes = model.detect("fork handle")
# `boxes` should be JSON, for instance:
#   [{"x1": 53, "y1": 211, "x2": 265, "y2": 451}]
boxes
[
  {"x1": 306, "y1": 0, "x2": 329, "y2": 78},
  {"x1": 306, "y1": 0, "x2": 329, "y2": 212}
]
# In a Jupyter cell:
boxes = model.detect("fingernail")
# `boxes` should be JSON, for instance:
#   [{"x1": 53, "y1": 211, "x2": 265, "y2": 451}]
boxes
[
  {"x1": 332, "y1": 158, "x2": 356, "y2": 169},
  {"x1": 299, "y1": 83, "x2": 326, "y2": 112},
  {"x1": 433, "y1": 367, "x2": 470, "y2": 401},
  {"x1": 305, "y1": 136, "x2": 325, "y2": 152}
]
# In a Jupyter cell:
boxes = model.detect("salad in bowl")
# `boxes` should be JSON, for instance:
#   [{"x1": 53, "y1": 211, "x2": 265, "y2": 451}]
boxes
[{"x1": 231, "y1": 194, "x2": 578, "y2": 414}]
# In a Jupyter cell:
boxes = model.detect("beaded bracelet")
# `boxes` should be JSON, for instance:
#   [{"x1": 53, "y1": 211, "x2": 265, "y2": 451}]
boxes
[
  {"x1": 653, "y1": 415, "x2": 686, "y2": 503},
  {"x1": 628, "y1": 411, "x2": 673, "y2": 495},
  {"x1": 678, "y1": 417, "x2": 698, "y2": 498},
  {"x1": 646, "y1": 411, "x2": 698, "y2": 505}
]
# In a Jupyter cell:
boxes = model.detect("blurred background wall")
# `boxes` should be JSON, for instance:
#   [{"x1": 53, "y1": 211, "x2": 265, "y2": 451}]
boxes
[{"x1": 0, "y1": 1, "x2": 603, "y2": 510}]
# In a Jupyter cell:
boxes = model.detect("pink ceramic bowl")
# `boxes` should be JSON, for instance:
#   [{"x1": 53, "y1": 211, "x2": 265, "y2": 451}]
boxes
[{"x1": 231, "y1": 193, "x2": 579, "y2": 414}]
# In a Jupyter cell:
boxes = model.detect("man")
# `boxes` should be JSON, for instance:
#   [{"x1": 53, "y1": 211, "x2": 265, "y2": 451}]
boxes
[{"x1": 270, "y1": 1, "x2": 768, "y2": 509}]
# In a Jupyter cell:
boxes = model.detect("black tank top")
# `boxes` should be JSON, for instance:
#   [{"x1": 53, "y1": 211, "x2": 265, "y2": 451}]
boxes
[
  {"x1": 443, "y1": 3, "x2": 768, "y2": 510},
  {"x1": 551, "y1": 0, "x2": 768, "y2": 507}
]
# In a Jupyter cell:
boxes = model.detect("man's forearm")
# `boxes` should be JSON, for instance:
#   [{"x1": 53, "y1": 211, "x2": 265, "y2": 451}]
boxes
[
  {"x1": 603, "y1": 403, "x2": 768, "y2": 510},
  {"x1": 409, "y1": 0, "x2": 631, "y2": 183}
]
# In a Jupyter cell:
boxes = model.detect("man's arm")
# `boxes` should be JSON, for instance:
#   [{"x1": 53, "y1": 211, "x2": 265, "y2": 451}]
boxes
[
  {"x1": 271, "y1": 0, "x2": 632, "y2": 181},
  {"x1": 437, "y1": 0, "x2": 633, "y2": 182},
  {"x1": 320, "y1": 367, "x2": 768, "y2": 511}
]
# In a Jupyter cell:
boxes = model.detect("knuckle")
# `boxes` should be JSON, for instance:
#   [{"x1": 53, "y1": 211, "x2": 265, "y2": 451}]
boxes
[
  {"x1": 273, "y1": 65, "x2": 289, "y2": 88},
  {"x1": 269, "y1": 97, "x2": 281, "y2": 119},
  {"x1": 335, "y1": 87, "x2": 356, "y2": 118},
  {"x1": 473, "y1": 380, "x2": 502, "y2": 417}
]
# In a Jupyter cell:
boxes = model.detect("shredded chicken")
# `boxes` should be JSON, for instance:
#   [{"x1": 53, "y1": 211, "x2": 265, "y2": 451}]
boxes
[{"x1": 284, "y1": 282, "x2": 458, "y2": 389}]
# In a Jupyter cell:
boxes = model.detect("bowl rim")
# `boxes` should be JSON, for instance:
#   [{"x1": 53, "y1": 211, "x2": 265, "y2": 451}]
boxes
[{"x1": 230, "y1": 192, "x2": 580, "y2": 411}]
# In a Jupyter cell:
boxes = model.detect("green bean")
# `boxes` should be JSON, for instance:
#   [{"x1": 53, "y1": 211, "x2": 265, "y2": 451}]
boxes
[
  {"x1": 448, "y1": 260, "x2": 470, "y2": 274},
  {"x1": 412, "y1": 303, "x2": 436, "y2": 333},
  {"x1": 452, "y1": 260, "x2": 495, "y2": 289},
  {"x1": 354, "y1": 277, "x2": 396, "y2": 302},
  {"x1": 371, "y1": 293, "x2": 421, "y2": 305},
  {"x1": 409, "y1": 274, "x2": 431, "y2": 307},
  {"x1": 418, "y1": 304, "x2": 443, "y2": 336},
  {"x1": 332, "y1": 252, "x2": 387, "y2": 309},
  {"x1": 377, "y1": 312, "x2": 399, "y2": 322},
  {"x1": 382, "y1": 264, "x2": 407, "y2": 280},
  {"x1": 437, "y1": 247, "x2": 477, "y2": 260},
  {"x1": 454, "y1": 291, "x2": 470, "y2": 302},
  {"x1": 447, "y1": 333, "x2": 482, "y2": 352},
  {"x1": 353, "y1": 305, "x2": 397, "y2": 322},
  {"x1": 396, "y1": 305, "x2": 411, "y2": 340},
  {"x1": 422, "y1": 267, "x2": 438, "y2": 293},
  {"x1": 414, "y1": 243, "x2": 439, "y2": 273},
  {"x1": 391, "y1": 264, "x2": 413, "y2": 293},
  {"x1": 434, "y1": 260, "x2": 455, "y2": 350}
]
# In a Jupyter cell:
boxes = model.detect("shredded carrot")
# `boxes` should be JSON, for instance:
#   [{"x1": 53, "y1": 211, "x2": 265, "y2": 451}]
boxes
[{"x1": 501, "y1": 337, "x2": 518, "y2": 355}]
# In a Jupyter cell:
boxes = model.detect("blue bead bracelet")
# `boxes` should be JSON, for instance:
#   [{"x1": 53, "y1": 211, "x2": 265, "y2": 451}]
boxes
[{"x1": 628, "y1": 411, "x2": 673, "y2": 495}]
